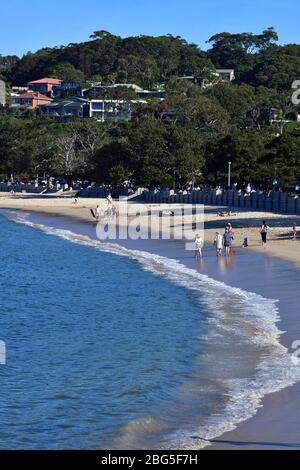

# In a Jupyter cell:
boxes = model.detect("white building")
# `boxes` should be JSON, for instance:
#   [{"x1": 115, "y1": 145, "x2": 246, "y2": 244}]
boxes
[
  {"x1": 216, "y1": 69, "x2": 235, "y2": 82},
  {"x1": 89, "y1": 100, "x2": 132, "y2": 122},
  {"x1": 182, "y1": 69, "x2": 235, "y2": 88}
]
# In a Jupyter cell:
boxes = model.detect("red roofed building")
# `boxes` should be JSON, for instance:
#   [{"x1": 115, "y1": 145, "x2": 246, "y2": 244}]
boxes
[
  {"x1": 11, "y1": 91, "x2": 52, "y2": 112},
  {"x1": 28, "y1": 77, "x2": 62, "y2": 95}
]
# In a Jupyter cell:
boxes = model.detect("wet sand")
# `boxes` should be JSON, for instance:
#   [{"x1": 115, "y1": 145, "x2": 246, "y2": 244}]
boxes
[{"x1": 1, "y1": 196, "x2": 300, "y2": 450}]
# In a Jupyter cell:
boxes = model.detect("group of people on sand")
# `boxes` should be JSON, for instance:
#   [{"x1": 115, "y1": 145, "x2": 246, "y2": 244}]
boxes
[
  {"x1": 213, "y1": 223, "x2": 235, "y2": 257},
  {"x1": 195, "y1": 220, "x2": 298, "y2": 259},
  {"x1": 195, "y1": 224, "x2": 234, "y2": 259},
  {"x1": 217, "y1": 210, "x2": 237, "y2": 218}
]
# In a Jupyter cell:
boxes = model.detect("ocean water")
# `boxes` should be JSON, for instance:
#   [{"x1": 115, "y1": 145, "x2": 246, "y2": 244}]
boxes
[{"x1": 0, "y1": 212, "x2": 299, "y2": 450}]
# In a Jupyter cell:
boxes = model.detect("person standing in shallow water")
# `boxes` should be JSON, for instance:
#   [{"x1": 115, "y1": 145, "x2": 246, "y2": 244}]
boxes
[
  {"x1": 260, "y1": 221, "x2": 270, "y2": 246},
  {"x1": 195, "y1": 234, "x2": 203, "y2": 259},
  {"x1": 227, "y1": 223, "x2": 234, "y2": 243},
  {"x1": 223, "y1": 228, "x2": 232, "y2": 256},
  {"x1": 214, "y1": 232, "x2": 223, "y2": 256}
]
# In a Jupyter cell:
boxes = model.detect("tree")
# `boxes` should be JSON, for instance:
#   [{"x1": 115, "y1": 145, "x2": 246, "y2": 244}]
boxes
[
  {"x1": 204, "y1": 83, "x2": 255, "y2": 127},
  {"x1": 264, "y1": 133, "x2": 300, "y2": 188},
  {"x1": 51, "y1": 62, "x2": 85, "y2": 83},
  {"x1": 52, "y1": 133, "x2": 79, "y2": 175},
  {"x1": 125, "y1": 115, "x2": 169, "y2": 186},
  {"x1": 89, "y1": 30, "x2": 116, "y2": 40},
  {"x1": 207, "y1": 28, "x2": 279, "y2": 78},
  {"x1": 242, "y1": 46, "x2": 300, "y2": 91},
  {"x1": 70, "y1": 119, "x2": 114, "y2": 175},
  {"x1": 203, "y1": 130, "x2": 270, "y2": 186},
  {"x1": 157, "y1": 95, "x2": 229, "y2": 132},
  {"x1": 165, "y1": 125, "x2": 205, "y2": 187},
  {"x1": 165, "y1": 76, "x2": 195, "y2": 96}
]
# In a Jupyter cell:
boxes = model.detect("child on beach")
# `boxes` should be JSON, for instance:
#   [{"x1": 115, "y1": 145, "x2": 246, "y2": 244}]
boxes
[
  {"x1": 292, "y1": 223, "x2": 297, "y2": 239},
  {"x1": 243, "y1": 237, "x2": 249, "y2": 248},
  {"x1": 195, "y1": 234, "x2": 204, "y2": 259},
  {"x1": 214, "y1": 232, "x2": 223, "y2": 256},
  {"x1": 260, "y1": 221, "x2": 270, "y2": 246}
]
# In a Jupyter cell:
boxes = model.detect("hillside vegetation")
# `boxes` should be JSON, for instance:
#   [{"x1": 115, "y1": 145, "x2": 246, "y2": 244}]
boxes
[{"x1": 0, "y1": 28, "x2": 300, "y2": 190}]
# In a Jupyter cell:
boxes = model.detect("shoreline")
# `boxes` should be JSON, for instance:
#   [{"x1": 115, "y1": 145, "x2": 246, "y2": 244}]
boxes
[
  {"x1": 1, "y1": 198, "x2": 300, "y2": 450},
  {"x1": 0, "y1": 195, "x2": 300, "y2": 267}
]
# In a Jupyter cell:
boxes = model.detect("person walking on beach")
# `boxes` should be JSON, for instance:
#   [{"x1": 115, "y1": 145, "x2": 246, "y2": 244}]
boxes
[
  {"x1": 214, "y1": 232, "x2": 223, "y2": 256},
  {"x1": 260, "y1": 221, "x2": 270, "y2": 246},
  {"x1": 223, "y1": 228, "x2": 232, "y2": 256},
  {"x1": 292, "y1": 223, "x2": 297, "y2": 240},
  {"x1": 195, "y1": 234, "x2": 204, "y2": 259}
]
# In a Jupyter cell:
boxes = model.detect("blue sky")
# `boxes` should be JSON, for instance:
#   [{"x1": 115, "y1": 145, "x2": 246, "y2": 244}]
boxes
[{"x1": 1, "y1": 0, "x2": 299, "y2": 56}]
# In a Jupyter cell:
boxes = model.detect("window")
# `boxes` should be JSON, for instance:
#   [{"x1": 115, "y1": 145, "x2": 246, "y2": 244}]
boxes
[{"x1": 92, "y1": 102, "x2": 104, "y2": 110}]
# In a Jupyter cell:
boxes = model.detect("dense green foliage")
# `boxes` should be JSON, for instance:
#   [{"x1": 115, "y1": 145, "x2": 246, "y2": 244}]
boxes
[
  {"x1": 3, "y1": 32, "x2": 213, "y2": 88},
  {"x1": 0, "y1": 28, "x2": 300, "y2": 189}
]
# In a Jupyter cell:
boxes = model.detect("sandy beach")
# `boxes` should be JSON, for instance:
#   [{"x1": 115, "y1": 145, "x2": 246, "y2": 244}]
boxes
[
  {"x1": 0, "y1": 193, "x2": 299, "y2": 267},
  {"x1": 1, "y1": 193, "x2": 300, "y2": 450}
]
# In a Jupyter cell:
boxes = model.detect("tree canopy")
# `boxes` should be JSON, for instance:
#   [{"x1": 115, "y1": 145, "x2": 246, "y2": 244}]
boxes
[{"x1": 1, "y1": 28, "x2": 300, "y2": 191}]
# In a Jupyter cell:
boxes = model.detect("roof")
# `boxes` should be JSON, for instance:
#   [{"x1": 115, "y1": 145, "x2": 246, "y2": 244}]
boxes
[
  {"x1": 92, "y1": 83, "x2": 143, "y2": 92},
  {"x1": 41, "y1": 96, "x2": 89, "y2": 106},
  {"x1": 40, "y1": 97, "x2": 88, "y2": 108},
  {"x1": 216, "y1": 69, "x2": 235, "y2": 73},
  {"x1": 17, "y1": 92, "x2": 52, "y2": 100},
  {"x1": 28, "y1": 77, "x2": 62, "y2": 85}
]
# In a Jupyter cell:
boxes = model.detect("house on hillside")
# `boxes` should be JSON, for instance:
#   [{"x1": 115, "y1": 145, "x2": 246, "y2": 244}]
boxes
[
  {"x1": 12, "y1": 86, "x2": 28, "y2": 93},
  {"x1": 88, "y1": 100, "x2": 132, "y2": 122},
  {"x1": 137, "y1": 89, "x2": 165, "y2": 100},
  {"x1": 28, "y1": 77, "x2": 62, "y2": 96},
  {"x1": 39, "y1": 97, "x2": 89, "y2": 121},
  {"x1": 85, "y1": 83, "x2": 142, "y2": 99},
  {"x1": 181, "y1": 69, "x2": 235, "y2": 88},
  {"x1": 85, "y1": 83, "x2": 165, "y2": 101},
  {"x1": 10, "y1": 92, "x2": 52, "y2": 114},
  {"x1": 0, "y1": 80, "x2": 6, "y2": 106},
  {"x1": 52, "y1": 82, "x2": 83, "y2": 99},
  {"x1": 216, "y1": 69, "x2": 235, "y2": 82}
]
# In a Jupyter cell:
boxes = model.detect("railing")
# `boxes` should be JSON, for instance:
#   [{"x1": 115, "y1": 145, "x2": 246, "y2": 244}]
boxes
[
  {"x1": 0, "y1": 183, "x2": 140, "y2": 199},
  {"x1": 140, "y1": 188, "x2": 300, "y2": 215},
  {"x1": 2, "y1": 183, "x2": 299, "y2": 215}
]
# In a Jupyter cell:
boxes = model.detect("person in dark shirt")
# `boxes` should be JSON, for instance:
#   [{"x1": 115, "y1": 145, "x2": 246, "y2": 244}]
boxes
[{"x1": 223, "y1": 228, "x2": 232, "y2": 256}]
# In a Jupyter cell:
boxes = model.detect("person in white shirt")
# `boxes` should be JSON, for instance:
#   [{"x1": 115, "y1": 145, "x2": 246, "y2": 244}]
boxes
[
  {"x1": 260, "y1": 221, "x2": 270, "y2": 245},
  {"x1": 214, "y1": 232, "x2": 223, "y2": 256},
  {"x1": 195, "y1": 234, "x2": 204, "y2": 259}
]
